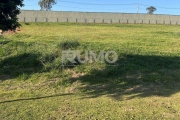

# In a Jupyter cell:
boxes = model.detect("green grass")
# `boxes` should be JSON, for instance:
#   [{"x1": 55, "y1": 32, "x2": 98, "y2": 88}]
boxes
[{"x1": 1, "y1": 23, "x2": 180, "y2": 119}]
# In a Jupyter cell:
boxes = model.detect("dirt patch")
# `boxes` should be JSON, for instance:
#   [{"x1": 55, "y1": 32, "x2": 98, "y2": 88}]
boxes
[
  {"x1": 66, "y1": 69, "x2": 85, "y2": 79},
  {"x1": 7, "y1": 30, "x2": 16, "y2": 34},
  {"x1": 0, "y1": 28, "x2": 21, "y2": 36}
]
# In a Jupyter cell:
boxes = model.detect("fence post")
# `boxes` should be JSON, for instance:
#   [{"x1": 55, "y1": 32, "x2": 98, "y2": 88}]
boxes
[
  {"x1": 119, "y1": 19, "x2": 120, "y2": 24},
  {"x1": 134, "y1": 20, "x2": 136, "y2": 24},
  {"x1": 127, "y1": 20, "x2": 128, "y2": 24},
  {"x1": 24, "y1": 17, "x2": 26, "y2": 23},
  {"x1": 149, "y1": 20, "x2": 150, "y2": 24},
  {"x1": 170, "y1": 21, "x2": 171, "y2": 25},
  {"x1": 35, "y1": 17, "x2": 37, "y2": 22},
  {"x1": 111, "y1": 19, "x2": 112, "y2": 24},
  {"x1": 57, "y1": 18, "x2": 59, "y2": 22},
  {"x1": 94, "y1": 19, "x2": 95, "y2": 23},
  {"x1": 142, "y1": 20, "x2": 143, "y2": 24},
  {"x1": 67, "y1": 18, "x2": 68, "y2": 23},
  {"x1": 46, "y1": 17, "x2": 48, "y2": 22},
  {"x1": 85, "y1": 19, "x2": 87, "y2": 23},
  {"x1": 76, "y1": 18, "x2": 77, "y2": 23}
]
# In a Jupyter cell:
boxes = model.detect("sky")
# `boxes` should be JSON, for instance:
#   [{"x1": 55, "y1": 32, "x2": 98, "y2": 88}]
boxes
[{"x1": 22, "y1": 0, "x2": 180, "y2": 15}]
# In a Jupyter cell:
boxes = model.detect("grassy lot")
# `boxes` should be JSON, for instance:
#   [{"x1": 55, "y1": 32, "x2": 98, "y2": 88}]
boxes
[{"x1": 0, "y1": 23, "x2": 180, "y2": 119}]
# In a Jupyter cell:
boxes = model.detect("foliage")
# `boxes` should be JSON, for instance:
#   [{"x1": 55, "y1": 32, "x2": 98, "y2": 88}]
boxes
[
  {"x1": 146, "y1": 6, "x2": 157, "y2": 14},
  {"x1": 0, "y1": 0, "x2": 24, "y2": 33},
  {"x1": 38, "y1": 0, "x2": 57, "y2": 11}
]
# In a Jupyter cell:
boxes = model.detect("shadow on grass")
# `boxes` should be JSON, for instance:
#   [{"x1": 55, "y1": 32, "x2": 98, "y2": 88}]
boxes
[
  {"x1": 0, "y1": 40, "x2": 81, "y2": 81},
  {"x1": 0, "y1": 40, "x2": 11, "y2": 45},
  {"x1": 71, "y1": 54, "x2": 180, "y2": 100},
  {"x1": 0, "y1": 53, "x2": 43, "y2": 80},
  {"x1": 0, "y1": 36, "x2": 11, "y2": 45},
  {"x1": 0, "y1": 93, "x2": 73, "y2": 104}
]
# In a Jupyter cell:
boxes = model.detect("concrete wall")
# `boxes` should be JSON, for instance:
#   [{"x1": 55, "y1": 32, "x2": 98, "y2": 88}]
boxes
[{"x1": 18, "y1": 10, "x2": 180, "y2": 25}]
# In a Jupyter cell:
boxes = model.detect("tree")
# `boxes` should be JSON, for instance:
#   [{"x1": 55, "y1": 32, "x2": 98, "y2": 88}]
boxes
[
  {"x1": 146, "y1": 6, "x2": 157, "y2": 14},
  {"x1": 38, "y1": 0, "x2": 57, "y2": 11},
  {"x1": 0, "y1": 0, "x2": 24, "y2": 34}
]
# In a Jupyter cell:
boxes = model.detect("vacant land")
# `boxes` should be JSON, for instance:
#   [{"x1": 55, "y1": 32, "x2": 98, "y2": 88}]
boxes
[{"x1": 0, "y1": 23, "x2": 180, "y2": 119}]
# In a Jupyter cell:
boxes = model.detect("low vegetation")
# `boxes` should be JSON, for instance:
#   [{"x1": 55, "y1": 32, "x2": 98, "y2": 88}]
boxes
[{"x1": 0, "y1": 23, "x2": 180, "y2": 119}]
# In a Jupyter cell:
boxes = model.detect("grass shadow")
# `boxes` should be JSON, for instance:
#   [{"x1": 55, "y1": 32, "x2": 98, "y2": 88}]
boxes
[
  {"x1": 0, "y1": 36, "x2": 11, "y2": 45},
  {"x1": 0, "y1": 93, "x2": 73, "y2": 104},
  {"x1": 0, "y1": 53, "x2": 43, "y2": 80},
  {"x1": 72, "y1": 54, "x2": 180, "y2": 100},
  {"x1": 0, "y1": 39, "x2": 82, "y2": 81},
  {"x1": 0, "y1": 40, "x2": 11, "y2": 45}
]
